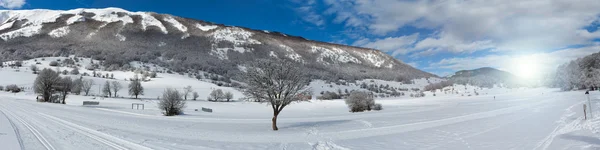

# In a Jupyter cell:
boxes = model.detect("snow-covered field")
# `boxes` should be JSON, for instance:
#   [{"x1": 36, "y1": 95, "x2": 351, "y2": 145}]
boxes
[
  {"x1": 1, "y1": 84, "x2": 599, "y2": 149},
  {"x1": 1, "y1": 57, "x2": 600, "y2": 149}
]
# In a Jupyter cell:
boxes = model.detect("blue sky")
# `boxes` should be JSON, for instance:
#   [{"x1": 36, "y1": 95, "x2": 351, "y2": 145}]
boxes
[{"x1": 3, "y1": 0, "x2": 600, "y2": 78}]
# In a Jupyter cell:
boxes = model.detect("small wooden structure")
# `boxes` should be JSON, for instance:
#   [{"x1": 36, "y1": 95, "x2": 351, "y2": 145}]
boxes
[
  {"x1": 82, "y1": 101, "x2": 99, "y2": 106},
  {"x1": 201, "y1": 107, "x2": 212, "y2": 113},
  {"x1": 132, "y1": 103, "x2": 145, "y2": 110}
]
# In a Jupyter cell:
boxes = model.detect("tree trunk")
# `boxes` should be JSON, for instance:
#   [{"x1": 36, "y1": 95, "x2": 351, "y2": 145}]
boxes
[
  {"x1": 272, "y1": 115, "x2": 278, "y2": 131},
  {"x1": 61, "y1": 92, "x2": 66, "y2": 104},
  {"x1": 135, "y1": 94, "x2": 138, "y2": 99}
]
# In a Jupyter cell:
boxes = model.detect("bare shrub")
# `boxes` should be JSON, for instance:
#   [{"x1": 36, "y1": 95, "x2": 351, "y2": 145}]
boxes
[
  {"x1": 345, "y1": 91, "x2": 375, "y2": 112},
  {"x1": 159, "y1": 88, "x2": 186, "y2": 116}
]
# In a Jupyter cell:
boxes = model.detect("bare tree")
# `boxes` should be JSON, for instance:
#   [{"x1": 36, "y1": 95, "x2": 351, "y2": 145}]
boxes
[
  {"x1": 82, "y1": 79, "x2": 94, "y2": 96},
  {"x1": 57, "y1": 77, "x2": 73, "y2": 104},
  {"x1": 208, "y1": 89, "x2": 224, "y2": 102},
  {"x1": 192, "y1": 91, "x2": 199, "y2": 100},
  {"x1": 111, "y1": 81, "x2": 122, "y2": 97},
  {"x1": 224, "y1": 91, "x2": 233, "y2": 102},
  {"x1": 102, "y1": 81, "x2": 112, "y2": 97},
  {"x1": 242, "y1": 59, "x2": 310, "y2": 130},
  {"x1": 129, "y1": 75, "x2": 144, "y2": 99},
  {"x1": 71, "y1": 77, "x2": 83, "y2": 95},
  {"x1": 183, "y1": 85, "x2": 192, "y2": 100},
  {"x1": 34, "y1": 68, "x2": 61, "y2": 102},
  {"x1": 159, "y1": 88, "x2": 186, "y2": 116}
]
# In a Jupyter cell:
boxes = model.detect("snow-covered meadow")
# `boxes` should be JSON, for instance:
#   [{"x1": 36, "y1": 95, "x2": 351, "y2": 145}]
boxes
[{"x1": 0, "y1": 57, "x2": 599, "y2": 149}]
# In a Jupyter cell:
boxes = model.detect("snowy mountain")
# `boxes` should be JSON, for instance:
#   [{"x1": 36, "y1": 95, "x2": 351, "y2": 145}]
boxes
[
  {"x1": 0, "y1": 8, "x2": 434, "y2": 82},
  {"x1": 449, "y1": 67, "x2": 520, "y2": 88}
]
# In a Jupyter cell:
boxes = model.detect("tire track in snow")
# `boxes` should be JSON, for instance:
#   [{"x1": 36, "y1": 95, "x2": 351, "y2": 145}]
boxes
[{"x1": 0, "y1": 105, "x2": 55, "y2": 150}]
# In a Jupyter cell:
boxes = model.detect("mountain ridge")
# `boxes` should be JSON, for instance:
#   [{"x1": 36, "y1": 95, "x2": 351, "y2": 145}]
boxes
[
  {"x1": 0, "y1": 7, "x2": 435, "y2": 82},
  {"x1": 449, "y1": 67, "x2": 520, "y2": 88}
]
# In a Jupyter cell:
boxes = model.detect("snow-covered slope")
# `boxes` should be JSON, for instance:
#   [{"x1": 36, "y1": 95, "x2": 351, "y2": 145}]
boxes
[
  {"x1": 0, "y1": 56, "x2": 243, "y2": 100},
  {"x1": 0, "y1": 7, "x2": 435, "y2": 82}
]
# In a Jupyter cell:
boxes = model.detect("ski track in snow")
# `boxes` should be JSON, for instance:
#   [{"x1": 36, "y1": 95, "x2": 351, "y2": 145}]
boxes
[
  {"x1": 0, "y1": 104, "x2": 56, "y2": 150},
  {"x1": 0, "y1": 107, "x2": 24, "y2": 150},
  {"x1": 534, "y1": 100, "x2": 585, "y2": 150},
  {"x1": 39, "y1": 113, "x2": 153, "y2": 150}
]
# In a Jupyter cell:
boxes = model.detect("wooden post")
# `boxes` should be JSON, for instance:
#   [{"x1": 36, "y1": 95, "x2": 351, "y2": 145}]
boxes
[{"x1": 584, "y1": 104, "x2": 588, "y2": 120}]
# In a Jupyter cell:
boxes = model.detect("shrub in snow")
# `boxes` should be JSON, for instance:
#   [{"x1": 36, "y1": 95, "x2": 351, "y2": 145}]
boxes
[
  {"x1": 150, "y1": 72, "x2": 157, "y2": 78},
  {"x1": 192, "y1": 92, "x2": 199, "y2": 100},
  {"x1": 63, "y1": 59, "x2": 75, "y2": 65},
  {"x1": 0, "y1": 85, "x2": 3, "y2": 91},
  {"x1": 85, "y1": 64, "x2": 98, "y2": 70},
  {"x1": 159, "y1": 88, "x2": 186, "y2": 116},
  {"x1": 70, "y1": 68, "x2": 79, "y2": 75},
  {"x1": 13, "y1": 61, "x2": 22, "y2": 67},
  {"x1": 373, "y1": 103, "x2": 383, "y2": 111},
  {"x1": 224, "y1": 91, "x2": 233, "y2": 102},
  {"x1": 318, "y1": 91, "x2": 341, "y2": 100},
  {"x1": 208, "y1": 89, "x2": 224, "y2": 102},
  {"x1": 30, "y1": 65, "x2": 38, "y2": 74},
  {"x1": 61, "y1": 70, "x2": 68, "y2": 75},
  {"x1": 6, "y1": 84, "x2": 20, "y2": 93},
  {"x1": 345, "y1": 91, "x2": 375, "y2": 112},
  {"x1": 107, "y1": 64, "x2": 119, "y2": 71},
  {"x1": 49, "y1": 61, "x2": 59, "y2": 66}
]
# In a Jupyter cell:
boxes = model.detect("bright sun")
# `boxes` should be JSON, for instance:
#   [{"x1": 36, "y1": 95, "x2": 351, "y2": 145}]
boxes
[{"x1": 512, "y1": 56, "x2": 540, "y2": 79}]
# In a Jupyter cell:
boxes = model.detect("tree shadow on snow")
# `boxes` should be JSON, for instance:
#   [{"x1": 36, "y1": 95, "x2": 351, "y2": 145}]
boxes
[
  {"x1": 560, "y1": 133, "x2": 600, "y2": 145},
  {"x1": 280, "y1": 120, "x2": 353, "y2": 130}
]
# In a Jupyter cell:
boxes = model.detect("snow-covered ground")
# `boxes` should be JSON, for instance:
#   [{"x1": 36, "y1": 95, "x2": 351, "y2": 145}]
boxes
[
  {"x1": 1, "y1": 84, "x2": 599, "y2": 149},
  {"x1": 2, "y1": 57, "x2": 600, "y2": 149}
]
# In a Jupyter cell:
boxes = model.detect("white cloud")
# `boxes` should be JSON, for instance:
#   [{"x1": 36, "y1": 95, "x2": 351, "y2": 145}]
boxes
[
  {"x1": 293, "y1": 0, "x2": 325, "y2": 27},
  {"x1": 0, "y1": 0, "x2": 25, "y2": 9},
  {"x1": 352, "y1": 33, "x2": 419, "y2": 56},
  {"x1": 324, "y1": 0, "x2": 600, "y2": 54},
  {"x1": 414, "y1": 32, "x2": 496, "y2": 54},
  {"x1": 427, "y1": 45, "x2": 600, "y2": 78}
]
